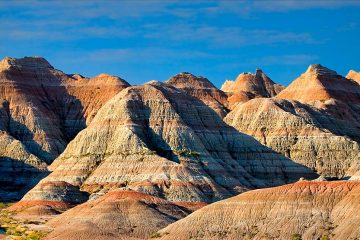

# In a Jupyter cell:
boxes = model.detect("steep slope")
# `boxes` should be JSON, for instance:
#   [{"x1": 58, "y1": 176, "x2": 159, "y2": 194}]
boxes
[
  {"x1": 276, "y1": 64, "x2": 360, "y2": 141},
  {"x1": 165, "y1": 72, "x2": 229, "y2": 118},
  {"x1": 157, "y1": 181, "x2": 360, "y2": 240},
  {"x1": 18, "y1": 81, "x2": 316, "y2": 209},
  {"x1": 346, "y1": 69, "x2": 360, "y2": 84},
  {"x1": 221, "y1": 69, "x2": 284, "y2": 109},
  {"x1": 0, "y1": 56, "x2": 129, "y2": 200},
  {"x1": 277, "y1": 64, "x2": 360, "y2": 104},
  {"x1": 225, "y1": 98, "x2": 360, "y2": 178},
  {"x1": 65, "y1": 73, "x2": 130, "y2": 124},
  {"x1": 44, "y1": 190, "x2": 190, "y2": 240}
]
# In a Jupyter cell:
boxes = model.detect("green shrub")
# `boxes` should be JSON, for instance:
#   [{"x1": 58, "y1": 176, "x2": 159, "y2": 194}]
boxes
[
  {"x1": 291, "y1": 233, "x2": 302, "y2": 240},
  {"x1": 150, "y1": 232, "x2": 162, "y2": 238}
]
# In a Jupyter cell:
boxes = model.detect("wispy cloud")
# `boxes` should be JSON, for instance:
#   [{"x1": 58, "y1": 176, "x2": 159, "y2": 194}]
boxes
[
  {"x1": 86, "y1": 48, "x2": 217, "y2": 63},
  {"x1": 245, "y1": 54, "x2": 319, "y2": 66},
  {"x1": 145, "y1": 24, "x2": 318, "y2": 47},
  {"x1": 252, "y1": 0, "x2": 360, "y2": 12}
]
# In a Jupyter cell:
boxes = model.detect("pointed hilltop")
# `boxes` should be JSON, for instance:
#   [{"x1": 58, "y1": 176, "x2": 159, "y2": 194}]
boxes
[
  {"x1": 277, "y1": 64, "x2": 360, "y2": 104},
  {"x1": 346, "y1": 69, "x2": 360, "y2": 84},
  {"x1": 15, "y1": 81, "x2": 315, "y2": 212},
  {"x1": 0, "y1": 56, "x2": 130, "y2": 201},
  {"x1": 221, "y1": 68, "x2": 284, "y2": 109},
  {"x1": 165, "y1": 72, "x2": 229, "y2": 118},
  {"x1": 225, "y1": 97, "x2": 360, "y2": 178}
]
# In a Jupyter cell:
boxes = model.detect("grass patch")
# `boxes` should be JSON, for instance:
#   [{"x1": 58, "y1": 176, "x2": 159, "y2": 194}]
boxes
[
  {"x1": 176, "y1": 150, "x2": 200, "y2": 158},
  {"x1": 291, "y1": 233, "x2": 302, "y2": 240},
  {"x1": 0, "y1": 206, "x2": 47, "y2": 240},
  {"x1": 150, "y1": 232, "x2": 162, "y2": 238}
]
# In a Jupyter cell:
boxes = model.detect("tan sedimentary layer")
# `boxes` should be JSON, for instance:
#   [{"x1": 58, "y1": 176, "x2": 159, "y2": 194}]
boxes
[
  {"x1": 44, "y1": 190, "x2": 190, "y2": 240},
  {"x1": 166, "y1": 72, "x2": 229, "y2": 118},
  {"x1": 0, "y1": 56, "x2": 129, "y2": 200},
  {"x1": 20, "y1": 81, "x2": 316, "y2": 206},
  {"x1": 225, "y1": 98, "x2": 360, "y2": 178},
  {"x1": 221, "y1": 69, "x2": 284, "y2": 109},
  {"x1": 157, "y1": 181, "x2": 360, "y2": 240},
  {"x1": 276, "y1": 64, "x2": 360, "y2": 104}
]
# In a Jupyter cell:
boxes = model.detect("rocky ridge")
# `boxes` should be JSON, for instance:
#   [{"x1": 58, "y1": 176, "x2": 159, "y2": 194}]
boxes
[
  {"x1": 225, "y1": 98, "x2": 360, "y2": 178},
  {"x1": 221, "y1": 69, "x2": 285, "y2": 109},
  {"x1": 17, "y1": 81, "x2": 316, "y2": 210},
  {"x1": 43, "y1": 190, "x2": 190, "y2": 240},
  {"x1": 0, "y1": 56, "x2": 130, "y2": 200},
  {"x1": 165, "y1": 72, "x2": 229, "y2": 118},
  {"x1": 276, "y1": 64, "x2": 360, "y2": 104},
  {"x1": 157, "y1": 181, "x2": 360, "y2": 240},
  {"x1": 225, "y1": 64, "x2": 360, "y2": 178}
]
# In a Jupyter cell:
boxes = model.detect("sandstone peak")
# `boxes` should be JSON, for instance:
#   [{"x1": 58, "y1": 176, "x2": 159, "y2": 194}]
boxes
[
  {"x1": 346, "y1": 69, "x2": 360, "y2": 84},
  {"x1": 221, "y1": 68, "x2": 285, "y2": 109},
  {"x1": 225, "y1": 97, "x2": 360, "y2": 178},
  {"x1": 69, "y1": 74, "x2": 85, "y2": 80},
  {"x1": 305, "y1": 63, "x2": 338, "y2": 76},
  {"x1": 18, "y1": 81, "x2": 315, "y2": 207},
  {"x1": 277, "y1": 64, "x2": 360, "y2": 104},
  {"x1": 166, "y1": 72, "x2": 229, "y2": 117},
  {"x1": 166, "y1": 72, "x2": 216, "y2": 89},
  {"x1": 0, "y1": 56, "x2": 130, "y2": 200},
  {"x1": 0, "y1": 56, "x2": 54, "y2": 71}
]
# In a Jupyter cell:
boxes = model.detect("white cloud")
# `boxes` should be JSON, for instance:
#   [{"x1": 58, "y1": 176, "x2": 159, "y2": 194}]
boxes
[{"x1": 246, "y1": 54, "x2": 319, "y2": 66}]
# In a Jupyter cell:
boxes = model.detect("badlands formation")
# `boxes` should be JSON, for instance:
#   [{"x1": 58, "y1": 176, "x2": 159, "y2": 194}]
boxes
[
  {"x1": 221, "y1": 68, "x2": 285, "y2": 109},
  {"x1": 225, "y1": 64, "x2": 360, "y2": 178},
  {"x1": 0, "y1": 57, "x2": 129, "y2": 201},
  {"x1": 157, "y1": 181, "x2": 360, "y2": 240},
  {"x1": 166, "y1": 72, "x2": 229, "y2": 118},
  {"x1": 0, "y1": 56, "x2": 359, "y2": 240},
  {"x1": 17, "y1": 80, "x2": 315, "y2": 210}
]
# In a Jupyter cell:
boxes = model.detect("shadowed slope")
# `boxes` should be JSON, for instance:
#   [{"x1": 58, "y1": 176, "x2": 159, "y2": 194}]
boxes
[
  {"x1": 166, "y1": 72, "x2": 229, "y2": 118},
  {"x1": 225, "y1": 98, "x2": 360, "y2": 178},
  {"x1": 0, "y1": 56, "x2": 130, "y2": 200},
  {"x1": 18, "y1": 81, "x2": 316, "y2": 210}
]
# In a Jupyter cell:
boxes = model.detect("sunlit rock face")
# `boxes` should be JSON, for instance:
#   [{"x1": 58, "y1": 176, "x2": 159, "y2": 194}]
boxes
[
  {"x1": 0, "y1": 56, "x2": 130, "y2": 200},
  {"x1": 346, "y1": 69, "x2": 360, "y2": 84},
  {"x1": 225, "y1": 64, "x2": 360, "y2": 179},
  {"x1": 221, "y1": 68, "x2": 285, "y2": 109},
  {"x1": 157, "y1": 180, "x2": 360, "y2": 240},
  {"x1": 44, "y1": 190, "x2": 190, "y2": 240},
  {"x1": 18, "y1": 81, "x2": 316, "y2": 209},
  {"x1": 166, "y1": 72, "x2": 229, "y2": 118},
  {"x1": 225, "y1": 98, "x2": 360, "y2": 178},
  {"x1": 277, "y1": 64, "x2": 360, "y2": 104}
]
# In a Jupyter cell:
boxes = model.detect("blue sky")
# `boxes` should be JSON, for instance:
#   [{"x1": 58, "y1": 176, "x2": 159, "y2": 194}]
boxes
[{"x1": 0, "y1": 0, "x2": 359, "y2": 87}]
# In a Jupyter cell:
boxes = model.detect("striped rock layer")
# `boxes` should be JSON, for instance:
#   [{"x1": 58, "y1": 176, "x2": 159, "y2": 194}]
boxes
[
  {"x1": 225, "y1": 98, "x2": 360, "y2": 178},
  {"x1": 44, "y1": 190, "x2": 190, "y2": 240},
  {"x1": 221, "y1": 68, "x2": 284, "y2": 109},
  {"x1": 157, "y1": 181, "x2": 360, "y2": 240},
  {"x1": 276, "y1": 64, "x2": 360, "y2": 141},
  {"x1": 225, "y1": 64, "x2": 360, "y2": 178},
  {"x1": 0, "y1": 56, "x2": 130, "y2": 200},
  {"x1": 20, "y1": 81, "x2": 316, "y2": 207},
  {"x1": 165, "y1": 72, "x2": 229, "y2": 118}
]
